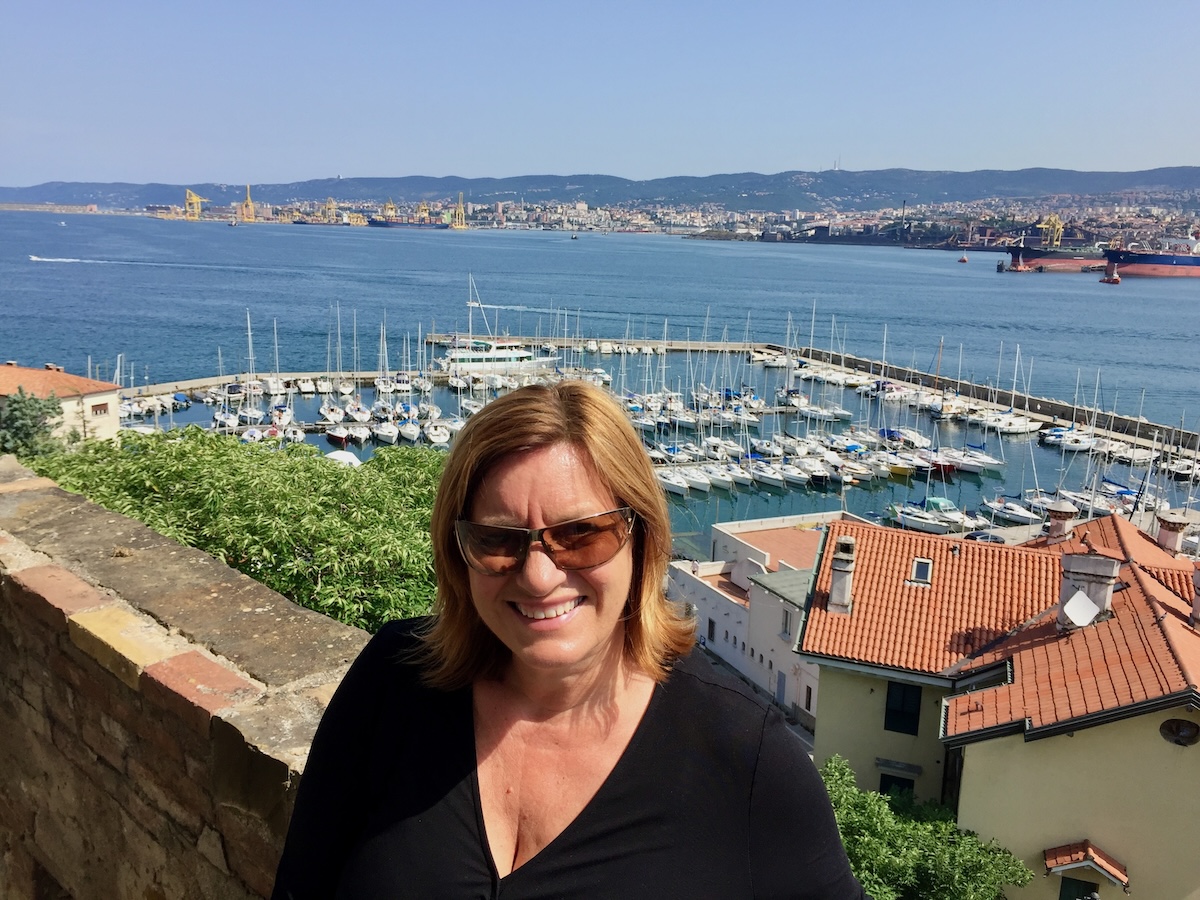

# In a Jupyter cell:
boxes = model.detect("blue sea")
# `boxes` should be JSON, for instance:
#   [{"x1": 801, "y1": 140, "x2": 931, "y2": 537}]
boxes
[{"x1": 4, "y1": 212, "x2": 1199, "y2": 554}]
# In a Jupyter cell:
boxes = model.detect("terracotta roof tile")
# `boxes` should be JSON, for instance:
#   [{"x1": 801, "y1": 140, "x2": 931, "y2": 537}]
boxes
[
  {"x1": 0, "y1": 364, "x2": 119, "y2": 399},
  {"x1": 944, "y1": 516, "x2": 1200, "y2": 742},
  {"x1": 800, "y1": 521, "x2": 1062, "y2": 675},
  {"x1": 1044, "y1": 839, "x2": 1129, "y2": 886}
]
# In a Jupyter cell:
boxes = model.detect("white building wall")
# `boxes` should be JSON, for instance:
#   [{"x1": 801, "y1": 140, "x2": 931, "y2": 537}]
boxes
[
  {"x1": 747, "y1": 584, "x2": 819, "y2": 718},
  {"x1": 668, "y1": 560, "x2": 820, "y2": 725},
  {"x1": 668, "y1": 562, "x2": 754, "y2": 683}
]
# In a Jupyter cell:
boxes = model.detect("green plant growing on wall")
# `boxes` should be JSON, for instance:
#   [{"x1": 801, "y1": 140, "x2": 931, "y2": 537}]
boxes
[
  {"x1": 0, "y1": 388, "x2": 63, "y2": 457},
  {"x1": 31, "y1": 428, "x2": 444, "y2": 632},
  {"x1": 819, "y1": 755, "x2": 1033, "y2": 900}
]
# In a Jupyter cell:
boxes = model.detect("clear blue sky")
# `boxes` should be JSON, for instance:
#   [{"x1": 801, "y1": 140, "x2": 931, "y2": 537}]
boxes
[{"x1": 3, "y1": 0, "x2": 1195, "y2": 186}]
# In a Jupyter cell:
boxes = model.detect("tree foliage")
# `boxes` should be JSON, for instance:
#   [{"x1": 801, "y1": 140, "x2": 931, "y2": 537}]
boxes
[
  {"x1": 30, "y1": 428, "x2": 445, "y2": 631},
  {"x1": 819, "y1": 756, "x2": 1033, "y2": 900},
  {"x1": 0, "y1": 388, "x2": 63, "y2": 457}
]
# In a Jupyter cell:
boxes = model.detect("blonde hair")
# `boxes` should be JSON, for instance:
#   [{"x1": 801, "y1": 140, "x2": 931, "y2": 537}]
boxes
[{"x1": 422, "y1": 380, "x2": 694, "y2": 688}]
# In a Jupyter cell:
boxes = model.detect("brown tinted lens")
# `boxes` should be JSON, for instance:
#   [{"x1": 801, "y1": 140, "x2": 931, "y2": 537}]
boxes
[
  {"x1": 543, "y1": 509, "x2": 631, "y2": 569},
  {"x1": 456, "y1": 521, "x2": 526, "y2": 574}
]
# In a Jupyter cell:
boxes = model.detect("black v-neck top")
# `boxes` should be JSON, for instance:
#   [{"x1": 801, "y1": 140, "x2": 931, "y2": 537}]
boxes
[{"x1": 271, "y1": 619, "x2": 866, "y2": 899}]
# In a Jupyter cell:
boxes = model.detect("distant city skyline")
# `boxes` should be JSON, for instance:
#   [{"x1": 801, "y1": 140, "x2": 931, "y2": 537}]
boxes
[{"x1": 4, "y1": 0, "x2": 1195, "y2": 187}]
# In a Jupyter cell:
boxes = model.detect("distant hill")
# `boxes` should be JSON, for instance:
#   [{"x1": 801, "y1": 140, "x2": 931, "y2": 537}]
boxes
[{"x1": 3, "y1": 168, "x2": 1200, "y2": 213}]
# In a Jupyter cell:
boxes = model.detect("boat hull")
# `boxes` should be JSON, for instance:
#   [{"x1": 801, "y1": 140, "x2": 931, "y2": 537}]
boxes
[
  {"x1": 1006, "y1": 246, "x2": 1104, "y2": 272},
  {"x1": 367, "y1": 219, "x2": 450, "y2": 229},
  {"x1": 1104, "y1": 249, "x2": 1200, "y2": 277}
]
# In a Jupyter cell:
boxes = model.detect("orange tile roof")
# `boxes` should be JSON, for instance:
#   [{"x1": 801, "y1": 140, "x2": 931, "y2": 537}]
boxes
[
  {"x1": 800, "y1": 521, "x2": 1062, "y2": 676},
  {"x1": 0, "y1": 365, "x2": 118, "y2": 400},
  {"x1": 1044, "y1": 839, "x2": 1129, "y2": 886},
  {"x1": 944, "y1": 515, "x2": 1200, "y2": 742}
]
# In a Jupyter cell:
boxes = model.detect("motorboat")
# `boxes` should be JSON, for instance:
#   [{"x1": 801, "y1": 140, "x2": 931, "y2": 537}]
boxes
[{"x1": 981, "y1": 496, "x2": 1043, "y2": 526}]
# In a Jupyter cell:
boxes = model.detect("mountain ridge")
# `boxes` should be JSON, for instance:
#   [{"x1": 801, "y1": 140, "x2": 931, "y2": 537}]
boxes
[{"x1": 4, "y1": 167, "x2": 1199, "y2": 213}]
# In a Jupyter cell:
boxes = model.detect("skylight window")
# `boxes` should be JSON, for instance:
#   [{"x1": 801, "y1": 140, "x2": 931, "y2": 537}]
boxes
[{"x1": 909, "y1": 557, "x2": 933, "y2": 584}]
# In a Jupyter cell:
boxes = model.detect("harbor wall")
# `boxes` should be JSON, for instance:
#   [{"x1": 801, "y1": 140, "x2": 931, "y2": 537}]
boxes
[{"x1": 0, "y1": 458, "x2": 358, "y2": 899}]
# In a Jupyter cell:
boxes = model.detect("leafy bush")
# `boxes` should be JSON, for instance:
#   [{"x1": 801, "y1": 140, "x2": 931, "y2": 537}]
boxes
[
  {"x1": 819, "y1": 755, "x2": 1033, "y2": 900},
  {"x1": 0, "y1": 388, "x2": 63, "y2": 456},
  {"x1": 31, "y1": 428, "x2": 444, "y2": 631}
]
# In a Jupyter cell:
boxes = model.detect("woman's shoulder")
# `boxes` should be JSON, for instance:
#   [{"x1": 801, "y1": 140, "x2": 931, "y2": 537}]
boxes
[
  {"x1": 660, "y1": 647, "x2": 777, "y2": 729},
  {"x1": 347, "y1": 616, "x2": 435, "y2": 683}
]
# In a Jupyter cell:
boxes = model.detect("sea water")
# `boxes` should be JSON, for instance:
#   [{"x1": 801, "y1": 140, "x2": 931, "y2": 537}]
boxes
[{"x1": 3, "y1": 212, "x2": 1199, "y2": 554}]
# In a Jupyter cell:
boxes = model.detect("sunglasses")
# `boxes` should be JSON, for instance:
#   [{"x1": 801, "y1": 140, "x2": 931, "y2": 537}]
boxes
[{"x1": 455, "y1": 507, "x2": 635, "y2": 575}]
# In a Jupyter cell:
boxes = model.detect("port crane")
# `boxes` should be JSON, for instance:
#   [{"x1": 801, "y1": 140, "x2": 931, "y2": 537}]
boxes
[
  {"x1": 1036, "y1": 214, "x2": 1064, "y2": 248},
  {"x1": 239, "y1": 185, "x2": 256, "y2": 223},
  {"x1": 184, "y1": 189, "x2": 208, "y2": 221},
  {"x1": 451, "y1": 192, "x2": 467, "y2": 230}
]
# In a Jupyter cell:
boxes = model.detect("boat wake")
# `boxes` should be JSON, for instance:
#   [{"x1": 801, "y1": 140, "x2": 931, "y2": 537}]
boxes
[{"x1": 29, "y1": 255, "x2": 114, "y2": 264}]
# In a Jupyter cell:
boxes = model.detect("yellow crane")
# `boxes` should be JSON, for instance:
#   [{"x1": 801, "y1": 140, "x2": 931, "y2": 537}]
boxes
[
  {"x1": 451, "y1": 192, "x2": 467, "y2": 230},
  {"x1": 323, "y1": 197, "x2": 340, "y2": 224},
  {"x1": 185, "y1": 189, "x2": 208, "y2": 221},
  {"x1": 239, "y1": 185, "x2": 256, "y2": 223},
  {"x1": 1036, "y1": 214, "x2": 1064, "y2": 248}
]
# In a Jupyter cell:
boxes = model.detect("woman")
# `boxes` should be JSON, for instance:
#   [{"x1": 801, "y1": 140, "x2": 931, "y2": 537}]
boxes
[{"x1": 272, "y1": 380, "x2": 866, "y2": 899}]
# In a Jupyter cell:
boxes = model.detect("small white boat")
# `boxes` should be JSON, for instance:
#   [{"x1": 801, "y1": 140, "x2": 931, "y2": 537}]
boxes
[
  {"x1": 319, "y1": 400, "x2": 345, "y2": 424},
  {"x1": 296, "y1": 378, "x2": 316, "y2": 395},
  {"x1": 398, "y1": 419, "x2": 421, "y2": 443},
  {"x1": 657, "y1": 468, "x2": 689, "y2": 495},
  {"x1": 423, "y1": 421, "x2": 452, "y2": 447},
  {"x1": 778, "y1": 462, "x2": 810, "y2": 487},
  {"x1": 371, "y1": 420, "x2": 400, "y2": 444},
  {"x1": 748, "y1": 460, "x2": 786, "y2": 488},
  {"x1": 677, "y1": 466, "x2": 712, "y2": 492},
  {"x1": 749, "y1": 438, "x2": 784, "y2": 457},
  {"x1": 982, "y1": 496, "x2": 1043, "y2": 526},
  {"x1": 344, "y1": 398, "x2": 372, "y2": 423},
  {"x1": 722, "y1": 463, "x2": 754, "y2": 487},
  {"x1": 699, "y1": 464, "x2": 735, "y2": 491},
  {"x1": 346, "y1": 424, "x2": 371, "y2": 445}
]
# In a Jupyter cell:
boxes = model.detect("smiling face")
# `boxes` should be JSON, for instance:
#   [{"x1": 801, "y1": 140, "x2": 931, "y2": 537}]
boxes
[{"x1": 464, "y1": 442, "x2": 635, "y2": 683}]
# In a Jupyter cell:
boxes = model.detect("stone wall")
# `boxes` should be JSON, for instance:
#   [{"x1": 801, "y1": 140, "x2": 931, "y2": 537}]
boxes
[{"x1": 0, "y1": 457, "x2": 368, "y2": 899}]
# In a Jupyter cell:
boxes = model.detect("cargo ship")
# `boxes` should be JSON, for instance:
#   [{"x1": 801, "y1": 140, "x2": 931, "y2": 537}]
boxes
[
  {"x1": 1003, "y1": 216, "x2": 1104, "y2": 272},
  {"x1": 368, "y1": 199, "x2": 450, "y2": 229},
  {"x1": 1004, "y1": 239, "x2": 1105, "y2": 272},
  {"x1": 1102, "y1": 237, "x2": 1200, "y2": 277}
]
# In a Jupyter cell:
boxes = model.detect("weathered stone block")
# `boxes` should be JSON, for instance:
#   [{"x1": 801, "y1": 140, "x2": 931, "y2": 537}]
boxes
[
  {"x1": 67, "y1": 605, "x2": 182, "y2": 691},
  {"x1": 142, "y1": 650, "x2": 263, "y2": 737},
  {"x1": 4, "y1": 566, "x2": 109, "y2": 632}
]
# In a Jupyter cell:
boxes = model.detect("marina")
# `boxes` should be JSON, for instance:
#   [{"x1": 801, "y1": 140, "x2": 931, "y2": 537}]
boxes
[{"x1": 7, "y1": 211, "x2": 1200, "y2": 555}]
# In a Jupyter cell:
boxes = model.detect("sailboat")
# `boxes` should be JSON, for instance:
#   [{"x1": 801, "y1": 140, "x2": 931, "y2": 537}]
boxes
[
  {"x1": 237, "y1": 310, "x2": 266, "y2": 425},
  {"x1": 374, "y1": 317, "x2": 396, "y2": 395},
  {"x1": 265, "y1": 319, "x2": 286, "y2": 397},
  {"x1": 336, "y1": 305, "x2": 354, "y2": 397}
]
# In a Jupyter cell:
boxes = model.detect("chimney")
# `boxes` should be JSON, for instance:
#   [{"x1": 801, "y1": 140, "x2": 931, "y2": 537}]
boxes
[
  {"x1": 1155, "y1": 511, "x2": 1189, "y2": 554},
  {"x1": 1057, "y1": 552, "x2": 1122, "y2": 629},
  {"x1": 1045, "y1": 498, "x2": 1078, "y2": 541},
  {"x1": 828, "y1": 535, "x2": 856, "y2": 615},
  {"x1": 1191, "y1": 567, "x2": 1200, "y2": 628}
]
